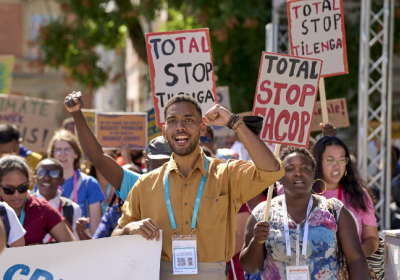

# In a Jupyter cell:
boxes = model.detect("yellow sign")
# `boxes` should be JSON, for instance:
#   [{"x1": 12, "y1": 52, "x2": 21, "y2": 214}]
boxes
[{"x1": 81, "y1": 109, "x2": 96, "y2": 134}]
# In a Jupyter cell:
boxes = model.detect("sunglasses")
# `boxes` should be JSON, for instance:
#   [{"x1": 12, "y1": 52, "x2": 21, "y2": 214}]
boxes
[
  {"x1": 200, "y1": 136, "x2": 212, "y2": 144},
  {"x1": 0, "y1": 185, "x2": 29, "y2": 195},
  {"x1": 53, "y1": 147, "x2": 74, "y2": 156},
  {"x1": 36, "y1": 168, "x2": 61, "y2": 179},
  {"x1": 323, "y1": 157, "x2": 349, "y2": 166}
]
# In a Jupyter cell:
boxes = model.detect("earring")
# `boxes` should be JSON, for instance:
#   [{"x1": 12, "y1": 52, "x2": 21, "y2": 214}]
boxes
[
  {"x1": 312, "y1": 179, "x2": 327, "y2": 195},
  {"x1": 343, "y1": 170, "x2": 347, "y2": 176}
]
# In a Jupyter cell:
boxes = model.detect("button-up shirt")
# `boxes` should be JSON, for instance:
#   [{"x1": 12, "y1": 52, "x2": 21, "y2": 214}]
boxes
[{"x1": 118, "y1": 150, "x2": 284, "y2": 262}]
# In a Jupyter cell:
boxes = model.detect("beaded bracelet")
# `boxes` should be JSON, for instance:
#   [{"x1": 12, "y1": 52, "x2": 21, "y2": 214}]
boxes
[
  {"x1": 227, "y1": 114, "x2": 239, "y2": 129},
  {"x1": 232, "y1": 120, "x2": 244, "y2": 130}
]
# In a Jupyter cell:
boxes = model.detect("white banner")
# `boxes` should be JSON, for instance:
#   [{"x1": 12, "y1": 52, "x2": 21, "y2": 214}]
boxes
[{"x1": 0, "y1": 234, "x2": 162, "y2": 280}]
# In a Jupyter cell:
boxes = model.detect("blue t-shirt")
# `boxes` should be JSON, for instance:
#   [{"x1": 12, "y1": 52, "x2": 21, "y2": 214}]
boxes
[
  {"x1": 115, "y1": 169, "x2": 141, "y2": 201},
  {"x1": 93, "y1": 204, "x2": 121, "y2": 239},
  {"x1": 62, "y1": 169, "x2": 105, "y2": 218}
]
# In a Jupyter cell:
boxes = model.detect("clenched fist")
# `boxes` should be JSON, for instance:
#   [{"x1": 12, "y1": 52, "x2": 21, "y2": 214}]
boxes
[
  {"x1": 64, "y1": 91, "x2": 84, "y2": 113},
  {"x1": 204, "y1": 104, "x2": 233, "y2": 127}
]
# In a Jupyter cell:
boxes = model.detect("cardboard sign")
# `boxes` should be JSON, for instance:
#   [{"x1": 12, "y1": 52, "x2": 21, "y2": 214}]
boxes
[
  {"x1": 0, "y1": 94, "x2": 57, "y2": 152},
  {"x1": 287, "y1": 0, "x2": 348, "y2": 77},
  {"x1": 81, "y1": 109, "x2": 97, "y2": 134},
  {"x1": 0, "y1": 234, "x2": 162, "y2": 280},
  {"x1": 0, "y1": 55, "x2": 15, "y2": 94},
  {"x1": 147, "y1": 107, "x2": 162, "y2": 142},
  {"x1": 146, "y1": 28, "x2": 218, "y2": 126},
  {"x1": 311, "y1": 98, "x2": 349, "y2": 131},
  {"x1": 252, "y1": 52, "x2": 322, "y2": 147},
  {"x1": 96, "y1": 113, "x2": 147, "y2": 149},
  {"x1": 212, "y1": 87, "x2": 231, "y2": 137}
]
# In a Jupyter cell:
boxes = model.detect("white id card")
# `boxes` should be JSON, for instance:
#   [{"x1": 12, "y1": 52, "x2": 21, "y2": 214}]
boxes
[
  {"x1": 286, "y1": 266, "x2": 310, "y2": 280},
  {"x1": 172, "y1": 235, "x2": 198, "y2": 275}
]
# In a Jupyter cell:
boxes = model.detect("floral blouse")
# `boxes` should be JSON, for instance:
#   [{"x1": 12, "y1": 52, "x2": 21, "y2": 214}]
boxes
[{"x1": 250, "y1": 195, "x2": 344, "y2": 280}]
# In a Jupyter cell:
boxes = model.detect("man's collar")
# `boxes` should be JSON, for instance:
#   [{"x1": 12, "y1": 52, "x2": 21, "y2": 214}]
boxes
[{"x1": 167, "y1": 149, "x2": 207, "y2": 176}]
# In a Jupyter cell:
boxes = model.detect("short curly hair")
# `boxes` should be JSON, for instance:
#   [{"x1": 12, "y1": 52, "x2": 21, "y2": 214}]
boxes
[
  {"x1": 279, "y1": 146, "x2": 316, "y2": 171},
  {"x1": 164, "y1": 95, "x2": 202, "y2": 120}
]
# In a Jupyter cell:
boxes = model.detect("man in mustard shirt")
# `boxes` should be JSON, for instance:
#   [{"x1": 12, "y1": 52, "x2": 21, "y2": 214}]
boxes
[{"x1": 112, "y1": 96, "x2": 284, "y2": 279}]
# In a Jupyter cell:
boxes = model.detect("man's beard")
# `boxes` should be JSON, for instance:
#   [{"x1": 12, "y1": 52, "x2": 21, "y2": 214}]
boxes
[{"x1": 167, "y1": 133, "x2": 200, "y2": 156}]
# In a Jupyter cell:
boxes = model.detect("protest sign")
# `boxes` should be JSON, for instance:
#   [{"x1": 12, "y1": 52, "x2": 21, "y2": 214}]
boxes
[
  {"x1": 0, "y1": 55, "x2": 15, "y2": 94},
  {"x1": 96, "y1": 112, "x2": 147, "y2": 149},
  {"x1": 147, "y1": 107, "x2": 162, "y2": 142},
  {"x1": 81, "y1": 109, "x2": 97, "y2": 134},
  {"x1": 252, "y1": 52, "x2": 322, "y2": 147},
  {"x1": 0, "y1": 94, "x2": 57, "y2": 152},
  {"x1": 0, "y1": 234, "x2": 163, "y2": 280},
  {"x1": 287, "y1": 0, "x2": 348, "y2": 77},
  {"x1": 212, "y1": 87, "x2": 231, "y2": 137},
  {"x1": 146, "y1": 28, "x2": 218, "y2": 126},
  {"x1": 311, "y1": 98, "x2": 349, "y2": 131}
]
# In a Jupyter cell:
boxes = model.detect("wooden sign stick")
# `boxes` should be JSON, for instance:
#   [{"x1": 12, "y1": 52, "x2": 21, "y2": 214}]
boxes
[
  {"x1": 318, "y1": 78, "x2": 329, "y2": 125},
  {"x1": 263, "y1": 144, "x2": 281, "y2": 222}
]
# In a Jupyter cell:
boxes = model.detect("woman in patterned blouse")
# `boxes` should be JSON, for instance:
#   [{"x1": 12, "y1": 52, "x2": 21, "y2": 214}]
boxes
[{"x1": 240, "y1": 146, "x2": 368, "y2": 280}]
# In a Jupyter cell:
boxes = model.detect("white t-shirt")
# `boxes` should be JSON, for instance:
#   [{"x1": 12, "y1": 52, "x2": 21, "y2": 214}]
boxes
[
  {"x1": 2, "y1": 202, "x2": 26, "y2": 246},
  {"x1": 36, "y1": 190, "x2": 82, "y2": 242}
]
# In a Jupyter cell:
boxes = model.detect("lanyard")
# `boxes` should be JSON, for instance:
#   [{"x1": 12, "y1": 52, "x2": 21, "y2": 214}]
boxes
[
  {"x1": 73, "y1": 170, "x2": 78, "y2": 204},
  {"x1": 101, "y1": 183, "x2": 112, "y2": 213},
  {"x1": 338, "y1": 185, "x2": 342, "y2": 201},
  {"x1": 19, "y1": 198, "x2": 28, "y2": 225},
  {"x1": 282, "y1": 195, "x2": 314, "y2": 265},
  {"x1": 164, "y1": 156, "x2": 209, "y2": 235}
]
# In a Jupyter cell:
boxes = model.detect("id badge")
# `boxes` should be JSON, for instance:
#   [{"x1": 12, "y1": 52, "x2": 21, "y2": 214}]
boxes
[
  {"x1": 286, "y1": 266, "x2": 310, "y2": 280},
  {"x1": 172, "y1": 234, "x2": 198, "y2": 275}
]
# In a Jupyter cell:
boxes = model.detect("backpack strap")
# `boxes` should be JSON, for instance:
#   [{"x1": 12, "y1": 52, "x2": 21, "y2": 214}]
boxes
[
  {"x1": 60, "y1": 197, "x2": 74, "y2": 228},
  {"x1": 0, "y1": 202, "x2": 11, "y2": 247}
]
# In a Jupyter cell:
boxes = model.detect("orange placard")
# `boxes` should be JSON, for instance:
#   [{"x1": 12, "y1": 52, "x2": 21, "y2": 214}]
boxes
[
  {"x1": 96, "y1": 113, "x2": 147, "y2": 149},
  {"x1": 311, "y1": 98, "x2": 349, "y2": 131}
]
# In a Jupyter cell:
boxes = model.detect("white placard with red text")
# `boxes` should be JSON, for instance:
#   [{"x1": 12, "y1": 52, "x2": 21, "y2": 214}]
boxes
[
  {"x1": 252, "y1": 52, "x2": 322, "y2": 147},
  {"x1": 146, "y1": 28, "x2": 218, "y2": 126},
  {"x1": 287, "y1": 0, "x2": 348, "y2": 77}
]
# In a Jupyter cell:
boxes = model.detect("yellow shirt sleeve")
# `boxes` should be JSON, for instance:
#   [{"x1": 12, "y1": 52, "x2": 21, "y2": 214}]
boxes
[
  {"x1": 118, "y1": 178, "x2": 142, "y2": 228},
  {"x1": 228, "y1": 159, "x2": 285, "y2": 205}
]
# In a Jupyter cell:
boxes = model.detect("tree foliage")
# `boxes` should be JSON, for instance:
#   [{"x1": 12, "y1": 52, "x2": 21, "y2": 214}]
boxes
[{"x1": 38, "y1": 0, "x2": 400, "y2": 116}]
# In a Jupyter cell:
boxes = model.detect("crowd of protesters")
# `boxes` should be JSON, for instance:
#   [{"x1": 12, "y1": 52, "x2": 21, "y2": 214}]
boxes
[{"x1": 0, "y1": 92, "x2": 392, "y2": 279}]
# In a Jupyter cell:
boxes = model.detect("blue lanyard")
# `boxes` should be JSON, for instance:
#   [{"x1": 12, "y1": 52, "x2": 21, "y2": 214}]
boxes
[
  {"x1": 164, "y1": 156, "x2": 209, "y2": 234},
  {"x1": 101, "y1": 183, "x2": 112, "y2": 213},
  {"x1": 19, "y1": 198, "x2": 28, "y2": 225}
]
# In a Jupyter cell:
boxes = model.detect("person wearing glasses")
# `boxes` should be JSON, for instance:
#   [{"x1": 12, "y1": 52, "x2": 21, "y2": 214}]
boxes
[
  {"x1": 0, "y1": 155, "x2": 75, "y2": 245},
  {"x1": 312, "y1": 136, "x2": 379, "y2": 257},
  {"x1": 47, "y1": 130, "x2": 105, "y2": 235},
  {"x1": 34, "y1": 158, "x2": 82, "y2": 241}
]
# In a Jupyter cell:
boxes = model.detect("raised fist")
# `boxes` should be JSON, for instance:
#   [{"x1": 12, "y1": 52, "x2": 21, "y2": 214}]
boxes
[{"x1": 64, "y1": 91, "x2": 84, "y2": 113}]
